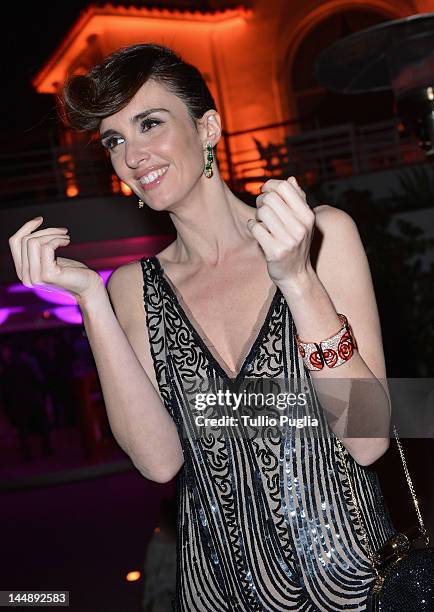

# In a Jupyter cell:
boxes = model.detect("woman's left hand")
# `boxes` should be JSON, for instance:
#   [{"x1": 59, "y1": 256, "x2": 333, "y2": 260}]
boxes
[{"x1": 247, "y1": 176, "x2": 316, "y2": 289}]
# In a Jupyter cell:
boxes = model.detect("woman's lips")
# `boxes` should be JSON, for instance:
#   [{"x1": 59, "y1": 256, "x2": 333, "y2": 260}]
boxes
[{"x1": 138, "y1": 165, "x2": 169, "y2": 191}]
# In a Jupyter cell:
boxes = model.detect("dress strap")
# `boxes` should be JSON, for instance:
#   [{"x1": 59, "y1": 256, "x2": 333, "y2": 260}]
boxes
[{"x1": 140, "y1": 257, "x2": 175, "y2": 420}]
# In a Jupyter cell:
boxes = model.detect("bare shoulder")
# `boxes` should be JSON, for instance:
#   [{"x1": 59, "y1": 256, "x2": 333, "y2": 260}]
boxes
[
  {"x1": 311, "y1": 204, "x2": 362, "y2": 270},
  {"x1": 107, "y1": 260, "x2": 145, "y2": 325},
  {"x1": 107, "y1": 259, "x2": 143, "y2": 291},
  {"x1": 313, "y1": 203, "x2": 357, "y2": 233}
]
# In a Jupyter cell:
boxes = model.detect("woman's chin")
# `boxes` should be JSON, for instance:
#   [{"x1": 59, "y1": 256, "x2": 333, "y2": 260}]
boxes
[{"x1": 140, "y1": 194, "x2": 176, "y2": 212}]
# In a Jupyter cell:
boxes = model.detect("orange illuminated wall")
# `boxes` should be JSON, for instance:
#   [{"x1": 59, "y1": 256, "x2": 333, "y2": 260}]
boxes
[
  {"x1": 33, "y1": 4, "x2": 255, "y2": 187},
  {"x1": 33, "y1": 0, "x2": 426, "y2": 194}
]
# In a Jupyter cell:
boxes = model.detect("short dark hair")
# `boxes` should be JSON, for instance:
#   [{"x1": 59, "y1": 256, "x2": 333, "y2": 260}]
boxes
[{"x1": 60, "y1": 43, "x2": 218, "y2": 132}]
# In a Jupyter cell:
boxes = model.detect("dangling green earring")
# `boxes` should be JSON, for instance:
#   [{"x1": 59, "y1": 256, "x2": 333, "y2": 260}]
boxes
[{"x1": 204, "y1": 141, "x2": 213, "y2": 178}]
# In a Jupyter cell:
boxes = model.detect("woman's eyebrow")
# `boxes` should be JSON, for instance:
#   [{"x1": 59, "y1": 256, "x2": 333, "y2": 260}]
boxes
[
  {"x1": 100, "y1": 128, "x2": 117, "y2": 142},
  {"x1": 100, "y1": 108, "x2": 171, "y2": 142},
  {"x1": 131, "y1": 107, "x2": 170, "y2": 124}
]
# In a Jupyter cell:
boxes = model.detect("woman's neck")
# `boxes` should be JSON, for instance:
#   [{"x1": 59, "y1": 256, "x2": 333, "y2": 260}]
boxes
[{"x1": 166, "y1": 177, "x2": 256, "y2": 267}]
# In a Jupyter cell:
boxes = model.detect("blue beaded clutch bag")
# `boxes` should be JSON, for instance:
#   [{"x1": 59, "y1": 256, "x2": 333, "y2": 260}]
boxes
[{"x1": 336, "y1": 429, "x2": 434, "y2": 611}]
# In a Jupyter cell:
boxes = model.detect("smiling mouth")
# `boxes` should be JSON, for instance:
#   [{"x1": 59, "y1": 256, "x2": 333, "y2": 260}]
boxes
[{"x1": 138, "y1": 166, "x2": 169, "y2": 186}]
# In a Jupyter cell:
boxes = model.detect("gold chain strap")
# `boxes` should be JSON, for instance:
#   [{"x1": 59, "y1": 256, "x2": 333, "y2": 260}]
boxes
[
  {"x1": 335, "y1": 436, "x2": 380, "y2": 577},
  {"x1": 335, "y1": 426, "x2": 428, "y2": 575},
  {"x1": 393, "y1": 427, "x2": 428, "y2": 544}
]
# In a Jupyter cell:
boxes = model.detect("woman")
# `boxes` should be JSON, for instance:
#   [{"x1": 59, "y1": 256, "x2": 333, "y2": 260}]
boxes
[{"x1": 9, "y1": 44, "x2": 396, "y2": 610}]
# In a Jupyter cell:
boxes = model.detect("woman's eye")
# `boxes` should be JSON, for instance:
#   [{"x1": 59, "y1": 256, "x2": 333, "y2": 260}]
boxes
[
  {"x1": 102, "y1": 119, "x2": 161, "y2": 150},
  {"x1": 104, "y1": 136, "x2": 124, "y2": 151},
  {"x1": 140, "y1": 118, "x2": 161, "y2": 132}
]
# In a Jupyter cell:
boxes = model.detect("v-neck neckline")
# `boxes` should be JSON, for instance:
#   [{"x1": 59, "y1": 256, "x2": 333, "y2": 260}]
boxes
[{"x1": 146, "y1": 255, "x2": 281, "y2": 382}]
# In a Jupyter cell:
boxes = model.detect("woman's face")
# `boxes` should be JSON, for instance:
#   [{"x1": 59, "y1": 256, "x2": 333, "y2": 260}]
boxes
[{"x1": 99, "y1": 79, "x2": 210, "y2": 210}]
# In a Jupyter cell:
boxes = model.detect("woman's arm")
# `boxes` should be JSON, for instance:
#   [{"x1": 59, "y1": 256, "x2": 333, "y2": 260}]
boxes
[
  {"x1": 8, "y1": 218, "x2": 183, "y2": 482},
  {"x1": 78, "y1": 261, "x2": 184, "y2": 482},
  {"x1": 249, "y1": 181, "x2": 390, "y2": 466},
  {"x1": 279, "y1": 204, "x2": 390, "y2": 466}
]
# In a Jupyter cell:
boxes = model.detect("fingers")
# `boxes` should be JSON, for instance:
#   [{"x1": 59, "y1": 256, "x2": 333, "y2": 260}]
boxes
[
  {"x1": 22, "y1": 231, "x2": 70, "y2": 284},
  {"x1": 39, "y1": 237, "x2": 72, "y2": 286},
  {"x1": 256, "y1": 190, "x2": 300, "y2": 231},
  {"x1": 259, "y1": 177, "x2": 314, "y2": 226},
  {"x1": 9, "y1": 217, "x2": 43, "y2": 277},
  {"x1": 247, "y1": 219, "x2": 276, "y2": 258},
  {"x1": 9, "y1": 216, "x2": 69, "y2": 283},
  {"x1": 255, "y1": 202, "x2": 294, "y2": 242},
  {"x1": 255, "y1": 185, "x2": 313, "y2": 243},
  {"x1": 26, "y1": 235, "x2": 71, "y2": 287},
  {"x1": 249, "y1": 177, "x2": 316, "y2": 263}
]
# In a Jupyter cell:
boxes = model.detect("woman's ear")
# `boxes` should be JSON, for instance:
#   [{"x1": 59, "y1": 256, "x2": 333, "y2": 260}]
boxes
[{"x1": 198, "y1": 110, "x2": 222, "y2": 147}]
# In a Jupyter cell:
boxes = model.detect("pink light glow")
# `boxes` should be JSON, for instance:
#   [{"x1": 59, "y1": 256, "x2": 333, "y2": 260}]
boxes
[
  {"x1": 7, "y1": 270, "x2": 113, "y2": 301},
  {"x1": 0, "y1": 307, "x2": 25, "y2": 325},
  {"x1": 33, "y1": 286, "x2": 77, "y2": 306},
  {"x1": 7, "y1": 283, "x2": 30, "y2": 293},
  {"x1": 0, "y1": 309, "x2": 11, "y2": 325},
  {"x1": 52, "y1": 306, "x2": 83, "y2": 325},
  {"x1": 98, "y1": 270, "x2": 113, "y2": 285}
]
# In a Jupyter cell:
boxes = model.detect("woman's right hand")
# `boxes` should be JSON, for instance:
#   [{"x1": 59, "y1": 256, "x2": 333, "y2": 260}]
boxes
[{"x1": 9, "y1": 217, "x2": 104, "y2": 302}]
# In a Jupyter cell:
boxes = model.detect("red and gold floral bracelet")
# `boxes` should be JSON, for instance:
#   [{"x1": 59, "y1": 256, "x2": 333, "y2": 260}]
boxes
[{"x1": 295, "y1": 314, "x2": 357, "y2": 371}]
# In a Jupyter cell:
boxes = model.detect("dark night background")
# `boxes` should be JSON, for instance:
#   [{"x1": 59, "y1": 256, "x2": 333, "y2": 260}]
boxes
[
  {"x1": 1, "y1": 4, "x2": 433, "y2": 611},
  {"x1": 1, "y1": 3, "x2": 91, "y2": 149},
  {"x1": 1, "y1": 7, "x2": 172, "y2": 611}
]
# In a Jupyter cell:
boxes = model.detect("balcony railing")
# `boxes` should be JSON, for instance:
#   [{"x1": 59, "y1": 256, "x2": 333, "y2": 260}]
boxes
[
  {"x1": 0, "y1": 144, "x2": 119, "y2": 206},
  {"x1": 0, "y1": 119, "x2": 426, "y2": 206},
  {"x1": 222, "y1": 118, "x2": 426, "y2": 192}
]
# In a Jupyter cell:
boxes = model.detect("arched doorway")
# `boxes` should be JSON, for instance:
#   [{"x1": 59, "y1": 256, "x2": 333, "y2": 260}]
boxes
[{"x1": 292, "y1": 9, "x2": 395, "y2": 131}]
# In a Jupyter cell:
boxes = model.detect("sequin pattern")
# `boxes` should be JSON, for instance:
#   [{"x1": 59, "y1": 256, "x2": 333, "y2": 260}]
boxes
[{"x1": 140, "y1": 256, "x2": 397, "y2": 611}]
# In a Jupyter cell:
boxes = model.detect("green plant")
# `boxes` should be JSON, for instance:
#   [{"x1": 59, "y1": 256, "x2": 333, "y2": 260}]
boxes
[{"x1": 388, "y1": 165, "x2": 434, "y2": 212}]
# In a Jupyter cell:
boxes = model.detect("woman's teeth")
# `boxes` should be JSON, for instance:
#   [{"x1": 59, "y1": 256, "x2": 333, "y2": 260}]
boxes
[{"x1": 139, "y1": 166, "x2": 168, "y2": 185}]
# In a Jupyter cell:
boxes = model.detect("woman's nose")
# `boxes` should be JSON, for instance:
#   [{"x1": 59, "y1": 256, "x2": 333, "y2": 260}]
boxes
[{"x1": 124, "y1": 141, "x2": 150, "y2": 169}]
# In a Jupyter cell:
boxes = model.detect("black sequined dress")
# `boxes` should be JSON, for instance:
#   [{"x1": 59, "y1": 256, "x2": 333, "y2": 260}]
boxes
[{"x1": 141, "y1": 255, "x2": 397, "y2": 611}]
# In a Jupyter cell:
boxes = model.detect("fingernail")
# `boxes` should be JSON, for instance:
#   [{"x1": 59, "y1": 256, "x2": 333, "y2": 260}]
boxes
[{"x1": 34, "y1": 216, "x2": 43, "y2": 221}]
